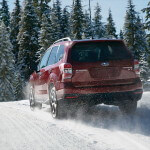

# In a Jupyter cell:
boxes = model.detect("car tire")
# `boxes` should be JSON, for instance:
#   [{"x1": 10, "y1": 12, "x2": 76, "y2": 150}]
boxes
[
  {"x1": 49, "y1": 85, "x2": 63, "y2": 119},
  {"x1": 29, "y1": 86, "x2": 42, "y2": 110},
  {"x1": 119, "y1": 100, "x2": 137, "y2": 115}
]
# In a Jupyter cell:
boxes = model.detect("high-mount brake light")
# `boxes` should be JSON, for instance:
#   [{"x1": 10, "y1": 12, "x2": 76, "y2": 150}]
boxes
[
  {"x1": 59, "y1": 63, "x2": 73, "y2": 80},
  {"x1": 134, "y1": 60, "x2": 140, "y2": 76}
]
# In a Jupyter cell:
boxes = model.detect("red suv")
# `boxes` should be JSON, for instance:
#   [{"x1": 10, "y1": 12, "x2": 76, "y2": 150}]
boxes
[{"x1": 29, "y1": 37, "x2": 143, "y2": 118}]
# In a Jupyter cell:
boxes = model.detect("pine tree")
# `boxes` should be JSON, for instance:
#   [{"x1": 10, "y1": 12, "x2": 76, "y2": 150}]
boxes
[
  {"x1": 17, "y1": 0, "x2": 40, "y2": 80},
  {"x1": 14, "y1": 71, "x2": 24, "y2": 100},
  {"x1": 33, "y1": 0, "x2": 40, "y2": 19},
  {"x1": 134, "y1": 16, "x2": 149, "y2": 80},
  {"x1": 142, "y1": 2, "x2": 150, "y2": 47},
  {"x1": 39, "y1": 0, "x2": 51, "y2": 20},
  {"x1": 35, "y1": 0, "x2": 51, "y2": 58},
  {"x1": 123, "y1": 0, "x2": 150, "y2": 81},
  {"x1": 33, "y1": 0, "x2": 39, "y2": 8},
  {"x1": 33, "y1": 1, "x2": 51, "y2": 29},
  {"x1": 134, "y1": 16, "x2": 148, "y2": 60},
  {"x1": 71, "y1": 0, "x2": 84, "y2": 39},
  {"x1": 62, "y1": 7, "x2": 71, "y2": 38},
  {"x1": 10, "y1": 0, "x2": 21, "y2": 64},
  {"x1": 142, "y1": 1, "x2": 150, "y2": 77},
  {"x1": 119, "y1": 30, "x2": 124, "y2": 39},
  {"x1": 124, "y1": 0, "x2": 149, "y2": 63},
  {"x1": 124, "y1": 0, "x2": 137, "y2": 54},
  {"x1": 9, "y1": 0, "x2": 24, "y2": 100},
  {"x1": 105, "y1": 9, "x2": 117, "y2": 38},
  {"x1": 83, "y1": 10, "x2": 93, "y2": 39},
  {"x1": 38, "y1": 13, "x2": 53, "y2": 57},
  {"x1": 51, "y1": 0, "x2": 63, "y2": 41},
  {"x1": 70, "y1": 1, "x2": 75, "y2": 39},
  {"x1": 0, "y1": 0, "x2": 10, "y2": 28},
  {"x1": 0, "y1": 22, "x2": 16, "y2": 101},
  {"x1": 93, "y1": 3, "x2": 105, "y2": 39},
  {"x1": 124, "y1": 1, "x2": 149, "y2": 67},
  {"x1": 140, "y1": 53, "x2": 149, "y2": 81}
]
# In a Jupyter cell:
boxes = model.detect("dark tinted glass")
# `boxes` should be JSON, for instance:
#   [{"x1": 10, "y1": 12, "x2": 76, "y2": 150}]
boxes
[
  {"x1": 56, "y1": 45, "x2": 64, "y2": 62},
  {"x1": 71, "y1": 41, "x2": 132, "y2": 62},
  {"x1": 39, "y1": 48, "x2": 51, "y2": 69},
  {"x1": 47, "y1": 46, "x2": 58, "y2": 65}
]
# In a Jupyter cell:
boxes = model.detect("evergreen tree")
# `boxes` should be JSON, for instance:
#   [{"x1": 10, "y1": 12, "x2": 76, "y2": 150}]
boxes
[
  {"x1": 142, "y1": 2, "x2": 150, "y2": 47},
  {"x1": 0, "y1": 0, "x2": 10, "y2": 28},
  {"x1": 124, "y1": 1, "x2": 149, "y2": 61},
  {"x1": 142, "y1": 1, "x2": 150, "y2": 77},
  {"x1": 123, "y1": 0, "x2": 137, "y2": 54},
  {"x1": 124, "y1": 0, "x2": 149, "y2": 62},
  {"x1": 39, "y1": 0, "x2": 51, "y2": 20},
  {"x1": 124, "y1": 0, "x2": 149, "y2": 81},
  {"x1": 32, "y1": 1, "x2": 51, "y2": 29},
  {"x1": 134, "y1": 16, "x2": 149, "y2": 80},
  {"x1": 62, "y1": 7, "x2": 71, "y2": 38},
  {"x1": 119, "y1": 30, "x2": 124, "y2": 39},
  {"x1": 0, "y1": 22, "x2": 16, "y2": 101},
  {"x1": 140, "y1": 53, "x2": 149, "y2": 81},
  {"x1": 33, "y1": 0, "x2": 40, "y2": 18},
  {"x1": 71, "y1": 0, "x2": 84, "y2": 39},
  {"x1": 105, "y1": 9, "x2": 117, "y2": 38},
  {"x1": 10, "y1": 0, "x2": 21, "y2": 63},
  {"x1": 134, "y1": 16, "x2": 148, "y2": 60},
  {"x1": 93, "y1": 3, "x2": 105, "y2": 39},
  {"x1": 17, "y1": 0, "x2": 39, "y2": 80},
  {"x1": 51, "y1": 0, "x2": 63, "y2": 41},
  {"x1": 34, "y1": 0, "x2": 51, "y2": 57},
  {"x1": 70, "y1": 1, "x2": 75, "y2": 39},
  {"x1": 14, "y1": 71, "x2": 24, "y2": 100},
  {"x1": 83, "y1": 10, "x2": 93, "y2": 39},
  {"x1": 32, "y1": 0, "x2": 51, "y2": 22},
  {"x1": 33, "y1": 0, "x2": 39, "y2": 7},
  {"x1": 38, "y1": 13, "x2": 53, "y2": 57}
]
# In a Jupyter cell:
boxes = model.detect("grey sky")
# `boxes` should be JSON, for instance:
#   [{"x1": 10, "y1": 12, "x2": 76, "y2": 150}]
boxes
[{"x1": 8, "y1": 0, "x2": 149, "y2": 33}]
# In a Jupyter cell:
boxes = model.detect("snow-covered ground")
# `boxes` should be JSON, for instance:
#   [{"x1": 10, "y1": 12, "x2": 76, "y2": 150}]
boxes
[{"x1": 0, "y1": 92, "x2": 150, "y2": 150}]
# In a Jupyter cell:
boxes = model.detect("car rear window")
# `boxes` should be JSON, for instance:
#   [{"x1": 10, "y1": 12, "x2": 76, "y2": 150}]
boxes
[{"x1": 71, "y1": 41, "x2": 132, "y2": 62}]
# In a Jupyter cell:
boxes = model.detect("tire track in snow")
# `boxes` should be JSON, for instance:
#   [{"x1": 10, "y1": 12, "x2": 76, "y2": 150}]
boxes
[
  {"x1": 0, "y1": 106, "x2": 58, "y2": 150},
  {"x1": 0, "y1": 103, "x2": 123, "y2": 150},
  {"x1": 0, "y1": 104, "x2": 99, "y2": 150}
]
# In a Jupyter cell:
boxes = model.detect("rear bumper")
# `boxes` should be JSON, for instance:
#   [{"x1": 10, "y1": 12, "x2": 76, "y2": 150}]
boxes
[
  {"x1": 57, "y1": 89, "x2": 143, "y2": 106},
  {"x1": 56, "y1": 81, "x2": 143, "y2": 106}
]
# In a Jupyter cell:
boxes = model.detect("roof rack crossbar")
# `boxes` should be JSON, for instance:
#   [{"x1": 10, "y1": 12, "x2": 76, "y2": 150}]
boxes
[{"x1": 53, "y1": 37, "x2": 71, "y2": 44}]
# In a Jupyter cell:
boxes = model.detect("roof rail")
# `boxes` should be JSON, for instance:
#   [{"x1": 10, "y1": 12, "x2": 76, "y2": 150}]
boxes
[{"x1": 53, "y1": 37, "x2": 72, "y2": 44}]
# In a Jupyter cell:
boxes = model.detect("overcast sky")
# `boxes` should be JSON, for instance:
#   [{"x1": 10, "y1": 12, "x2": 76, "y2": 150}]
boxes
[{"x1": 8, "y1": 0, "x2": 149, "y2": 33}]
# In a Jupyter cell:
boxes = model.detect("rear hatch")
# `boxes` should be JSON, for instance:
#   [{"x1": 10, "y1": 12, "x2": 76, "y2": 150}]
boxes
[{"x1": 69, "y1": 40, "x2": 136, "y2": 87}]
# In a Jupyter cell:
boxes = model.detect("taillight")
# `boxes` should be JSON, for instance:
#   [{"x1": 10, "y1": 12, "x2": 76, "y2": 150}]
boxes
[
  {"x1": 59, "y1": 63, "x2": 73, "y2": 81},
  {"x1": 134, "y1": 60, "x2": 140, "y2": 76}
]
